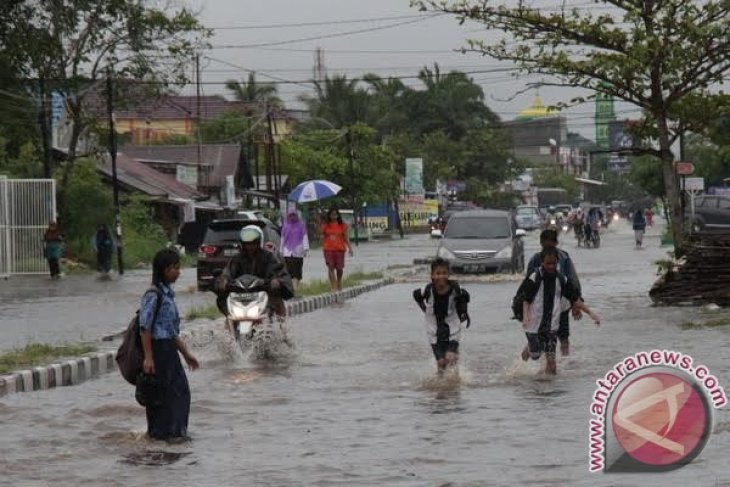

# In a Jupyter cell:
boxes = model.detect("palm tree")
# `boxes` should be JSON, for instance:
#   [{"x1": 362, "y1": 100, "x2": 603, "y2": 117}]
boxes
[
  {"x1": 299, "y1": 74, "x2": 371, "y2": 128},
  {"x1": 225, "y1": 72, "x2": 283, "y2": 111},
  {"x1": 362, "y1": 74, "x2": 411, "y2": 138},
  {"x1": 409, "y1": 63, "x2": 500, "y2": 139}
]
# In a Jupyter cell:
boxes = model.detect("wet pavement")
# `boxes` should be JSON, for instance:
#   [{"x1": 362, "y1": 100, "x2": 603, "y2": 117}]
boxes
[{"x1": 2, "y1": 220, "x2": 730, "y2": 486}]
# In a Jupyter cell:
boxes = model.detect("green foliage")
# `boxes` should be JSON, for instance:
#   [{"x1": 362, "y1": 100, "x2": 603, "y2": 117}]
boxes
[
  {"x1": 120, "y1": 196, "x2": 169, "y2": 268},
  {"x1": 685, "y1": 132, "x2": 730, "y2": 187},
  {"x1": 185, "y1": 304, "x2": 220, "y2": 321},
  {"x1": 629, "y1": 155, "x2": 666, "y2": 198},
  {"x1": 0, "y1": 138, "x2": 43, "y2": 178},
  {"x1": 199, "y1": 111, "x2": 251, "y2": 144},
  {"x1": 57, "y1": 159, "x2": 114, "y2": 262},
  {"x1": 0, "y1": 342, "x2": 97, "y2": 374}
]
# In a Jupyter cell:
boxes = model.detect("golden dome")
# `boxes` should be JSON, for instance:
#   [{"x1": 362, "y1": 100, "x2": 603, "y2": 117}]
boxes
[{"x1": 516, "y1": 95, "x2": 556, "y2": 120}]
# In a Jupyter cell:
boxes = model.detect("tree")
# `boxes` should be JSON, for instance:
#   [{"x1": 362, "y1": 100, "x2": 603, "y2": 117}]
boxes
[
  {"x1": 300, "y1": 75, "x2": 372, "y2": 129},
  {"x1": 406, "y1": 63, "x2": 500, "y2": 139},
  {"x1": 4, "y1": 0, "x2": 210, "y2": 177},
  {"x1": 416, "y1": 0, "x2": 730, "y2": 249},
  {"x1": 225, "y1": 72, "x2": 282, "y2": 111}
]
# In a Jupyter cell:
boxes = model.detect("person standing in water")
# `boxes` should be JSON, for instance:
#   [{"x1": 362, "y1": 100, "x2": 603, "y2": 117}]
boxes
[
  {"x1": 139, "y1": 249, "x2": 199, "y2": 442},
  {"x1": 632, "y1": 209, "x2": 647, "y2": 248},
  {"x1": 413, "y1": 258, "x2": 471, "y2": 373},
  {"x1": 281, "y1": 208, "x2": 309, "y2": 290},
  {"x1": 93, "y1": 224, "x2": 115, "y2": 274}
]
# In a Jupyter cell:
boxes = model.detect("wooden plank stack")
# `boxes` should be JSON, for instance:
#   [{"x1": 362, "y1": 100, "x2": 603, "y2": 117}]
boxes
[{"x1": 650, "y1": 232, "x2": 730, "y2": 307}]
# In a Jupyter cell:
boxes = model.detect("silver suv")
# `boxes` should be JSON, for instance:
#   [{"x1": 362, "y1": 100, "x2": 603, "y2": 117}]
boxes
[{"x1": 436, "y1": 209, "x2": 526, "y2": 273}]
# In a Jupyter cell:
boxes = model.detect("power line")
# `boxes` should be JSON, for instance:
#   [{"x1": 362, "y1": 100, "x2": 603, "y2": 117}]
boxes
[
  {"x1": 209, "y1": 16, "x2": 442, "y2": 49},
  {"x1": 210, "y1": 14, "x2": 439, "y2": 31}
]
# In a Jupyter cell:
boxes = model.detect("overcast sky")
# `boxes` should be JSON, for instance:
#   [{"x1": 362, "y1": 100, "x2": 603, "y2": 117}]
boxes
[{"x1": 186, "y1": 0, "x2": 642, "y2": 140}]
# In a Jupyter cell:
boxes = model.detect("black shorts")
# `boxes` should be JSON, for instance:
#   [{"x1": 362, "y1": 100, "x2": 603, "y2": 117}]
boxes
[
  {"x1": 431, "y1": 340, "x2": 459, "y2": 360},
  {"x1": 525, "y1": 331, "x2": 557, "y2": 360},
  {"x1": 284, "y1": 257, "x2": 303, "y2": 280}
]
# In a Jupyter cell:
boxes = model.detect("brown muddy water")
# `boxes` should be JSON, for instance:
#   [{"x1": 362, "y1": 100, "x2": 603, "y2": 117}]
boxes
[{"x1": 1, "y1": 222, "x2": 730, "y2": 486}]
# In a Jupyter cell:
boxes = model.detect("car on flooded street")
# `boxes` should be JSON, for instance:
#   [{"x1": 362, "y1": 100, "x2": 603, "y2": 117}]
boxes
[{"x1": 436, "y1": 209, "x2": 526, "y2": 273}]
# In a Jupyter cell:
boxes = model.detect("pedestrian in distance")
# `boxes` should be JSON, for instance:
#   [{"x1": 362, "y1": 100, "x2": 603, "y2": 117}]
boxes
[
  {"x1": 526, "y1": 229, "x2": 582, "y2": 356},
  {"x1": 632, "y1": 209, "x2": 647, "y2": 248},
  {"x1": 320, "y1": 208, "x2": 354, "y2": 292},
  {"x1": 43, "y1": 221, "x2": 64, "y2": 279},
  {"x1": 518, "y1": 247, "x2": 600, "y2": 375},
  {"x1": 139, "y1": 248, "x2": 199, "y2": 442},
  {"x1": 92, "y1": 224, "x2": 115, "y2": 274},
  {"x1": 281, "y1": 208, "x2": 309, "y2": 290},
  {"x1": 412, "y1": 258, "x2": 471, "y2": 373}
]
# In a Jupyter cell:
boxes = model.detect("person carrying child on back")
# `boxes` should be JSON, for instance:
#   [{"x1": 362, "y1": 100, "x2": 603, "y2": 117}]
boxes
[
  {"x1": 526, "y1": 229, "x2": 582, "y2": 356},
  {"x1": 516, "y1": 247, "x2": 600, "y2": 375},
  {"x1": 413, "y1": 258, "x2": 471, "y2": 373}
]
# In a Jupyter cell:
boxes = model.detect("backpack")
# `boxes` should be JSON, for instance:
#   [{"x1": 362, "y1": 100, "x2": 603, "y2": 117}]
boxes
[
  {"x1": 116, "y1": 286, "x2": 163, "y2": 385},
  {"x1": 511, "y1": 270, "x2": 565, "y2": 321}
]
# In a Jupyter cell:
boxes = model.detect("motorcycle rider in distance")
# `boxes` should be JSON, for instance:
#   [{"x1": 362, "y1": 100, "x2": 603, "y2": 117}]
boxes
[{"x1": 214, "y1": 225, "x2": 294, "y2": 335}]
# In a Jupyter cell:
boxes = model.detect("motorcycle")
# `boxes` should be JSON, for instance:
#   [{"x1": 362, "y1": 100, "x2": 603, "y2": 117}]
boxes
[{"x1": 220, "y1": 274, "x2": 292, "y2": 359}]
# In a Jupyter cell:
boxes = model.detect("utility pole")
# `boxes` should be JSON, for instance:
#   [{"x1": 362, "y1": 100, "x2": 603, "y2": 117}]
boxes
[
  {"x1": 38, "y1": 79, "x2": 53, "y2": 179},
  {"x1": 265, "y1": 105, "x2": 276, "y2": 202},
  {"x1": 106, "y1": 68, "x2": 124, "y2": 275},
  {"x1": 346, "y1": 128, "x2": 359, "y2": 245},
  {"x1": 195, "y1": 54, "x2": 204, "y2": 193}
]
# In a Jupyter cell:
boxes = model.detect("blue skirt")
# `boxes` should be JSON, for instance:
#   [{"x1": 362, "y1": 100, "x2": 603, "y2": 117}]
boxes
[{"x1": 146, "y1": 339, "x2": 190, "y2": 440}]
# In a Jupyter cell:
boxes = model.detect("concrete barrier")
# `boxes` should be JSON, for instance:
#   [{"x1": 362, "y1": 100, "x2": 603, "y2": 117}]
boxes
[{"x1": 0, "y1": 278, "x2": 395, "y2": 398}]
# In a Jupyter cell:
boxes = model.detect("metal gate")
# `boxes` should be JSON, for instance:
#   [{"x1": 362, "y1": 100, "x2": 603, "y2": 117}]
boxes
[{"x1": 0, "y1": 176, "x2": 57, "y2": 276}]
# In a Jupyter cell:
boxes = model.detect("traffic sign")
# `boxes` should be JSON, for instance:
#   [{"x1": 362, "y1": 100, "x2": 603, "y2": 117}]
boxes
[
  {"x1": 683, "y1": 177, "x2": 704, "y2": 191},
  {"x1": 675, "y1": 162, "x2": 695, "y2": 175}
]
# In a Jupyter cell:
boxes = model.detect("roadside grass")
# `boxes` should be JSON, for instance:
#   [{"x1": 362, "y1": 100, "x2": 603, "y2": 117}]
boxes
[
  {"x1": 0, "y1": 343, "x2": 97, "y2": 374},
  {"x1": 184, "y1": 270, "x2": 386, "y2": 319},
  {"x1": 680, "y1": 316, "x2": 730, "y2": 330},
  {"x1": 297, "y1": 270, "x2": 384, "y2": 297},
  {"x1": 185, "y1": 304, "x2": 220, "y2": 321}
]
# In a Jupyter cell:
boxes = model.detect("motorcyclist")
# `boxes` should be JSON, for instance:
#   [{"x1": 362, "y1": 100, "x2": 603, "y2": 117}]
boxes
[
  {"x1": 214, "y1": 225, "x2": 294, "y2": 320},
  {"x1": 584, "y1": 207, "x2": 603, "y2": 243}
]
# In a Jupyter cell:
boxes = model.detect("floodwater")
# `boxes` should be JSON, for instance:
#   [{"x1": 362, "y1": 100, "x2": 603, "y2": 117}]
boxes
[{"x1": 2, "y1": 221, "x2": 730, "y2": 486}]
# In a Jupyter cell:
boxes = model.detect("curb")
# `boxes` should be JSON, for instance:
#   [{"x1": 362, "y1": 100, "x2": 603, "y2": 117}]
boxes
[
  {"x1": 0, "y1": 352, "x2": 115, "y2": 398},
  {"x1": 0, "y1": 278, "x2": 394, "y2": 398}
]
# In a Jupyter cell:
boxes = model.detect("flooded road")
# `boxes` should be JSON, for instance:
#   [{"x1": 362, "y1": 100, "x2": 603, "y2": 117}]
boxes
[
  {"x1": 2, "y1": 221, "x2": 730, "y2": 486},
  {"x1": 0, "y1": 235, "x2": 440, "y2": 351}
]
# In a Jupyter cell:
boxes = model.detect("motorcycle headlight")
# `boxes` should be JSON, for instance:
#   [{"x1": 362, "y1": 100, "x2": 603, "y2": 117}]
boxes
[
  {"x1": 245, "y1": 305, "x2": 261, "y2": 319},
  {"x1": 496, "y1": 246, "x2": 512, "y2": 259},
  {"x1": 437, "y1": 246, "x2": 455, "y2": 260},
  {"x1": 550, "y1": 218, "x2": 556, "y2": 225}
]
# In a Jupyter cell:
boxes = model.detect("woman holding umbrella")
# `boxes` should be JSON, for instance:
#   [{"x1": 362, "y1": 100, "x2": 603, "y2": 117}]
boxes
[{"x1": 321, "y1": 208, "x2": 353, "y2": 292}]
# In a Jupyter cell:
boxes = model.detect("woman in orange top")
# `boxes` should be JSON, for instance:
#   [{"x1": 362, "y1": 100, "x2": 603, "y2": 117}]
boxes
[{"x1": 321, "y1": 208, "x2": 354, "y2": 291}]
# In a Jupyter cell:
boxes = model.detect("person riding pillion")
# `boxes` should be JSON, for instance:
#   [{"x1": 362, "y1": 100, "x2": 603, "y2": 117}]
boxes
[{"x1": 214, "y1": 225, "x2": 294, "y2": 318}]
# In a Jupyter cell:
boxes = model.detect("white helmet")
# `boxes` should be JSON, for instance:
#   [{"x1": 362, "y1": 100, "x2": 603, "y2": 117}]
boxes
[{"x1": 239, "y1": 225, "x2": 264, "y2": 247}]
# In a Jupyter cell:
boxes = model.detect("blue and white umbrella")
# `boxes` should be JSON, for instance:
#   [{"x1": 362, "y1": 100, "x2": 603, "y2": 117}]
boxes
[{"x1": 288, "y1": 179, "x2": 342, "y2": 203}]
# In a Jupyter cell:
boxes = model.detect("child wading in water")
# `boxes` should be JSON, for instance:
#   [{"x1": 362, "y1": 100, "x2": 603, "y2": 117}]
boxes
[
  {"x1": 517, "y1": 247, "x2": 600, "y2": 375},
  {"x1": 413, "y1": 258, "x2": 471, "y2": 372}
]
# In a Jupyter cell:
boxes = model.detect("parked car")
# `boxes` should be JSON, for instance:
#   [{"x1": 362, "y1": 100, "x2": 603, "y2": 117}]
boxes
[
  {"x1": 196, "y1": 219, "x2": 281, "y2": 291},
  {"x1": 436, "y1": 209, "x2": 526, "y2": 273},
  {"x1": 687, "y1": 195, "x2": 730, "y2": 232},
  {"x1": 514, "y1": 205, "x2": 543, "y2": 230}
]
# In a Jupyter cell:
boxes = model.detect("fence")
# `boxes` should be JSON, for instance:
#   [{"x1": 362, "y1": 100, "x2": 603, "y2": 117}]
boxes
[{"x1": 0, "y1": 176, "x2": 57, "y2": 276}]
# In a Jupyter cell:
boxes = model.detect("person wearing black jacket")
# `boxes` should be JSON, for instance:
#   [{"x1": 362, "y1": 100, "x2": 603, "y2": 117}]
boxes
[{"x1": 214, "y1": 225, "x2": 294, "y2": 320}]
